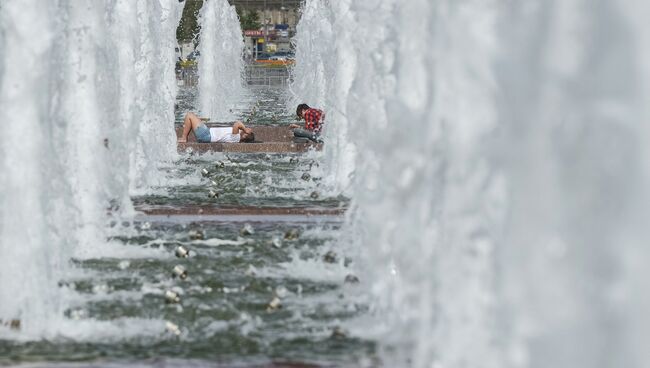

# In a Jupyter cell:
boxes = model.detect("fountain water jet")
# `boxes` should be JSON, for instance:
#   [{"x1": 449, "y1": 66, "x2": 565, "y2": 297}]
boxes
[
  {"x1": 289, "y1": 0, "x2": 357, "y2": 193},
  {"x1": 130, "y1": 0, "x2": 185, "y2": 192},
  {"x1": 0, "y1": 0, "x2": 184, "y2": 337},
  {"x1": 0, "y1": 1, "x2": 65, "y2": 336},
  {"x1": 197, "y1": 0, "x2": 244, "y2": 121},
  {"x1": 294, "y1": 0, "x2": 650, "y2": 367}
]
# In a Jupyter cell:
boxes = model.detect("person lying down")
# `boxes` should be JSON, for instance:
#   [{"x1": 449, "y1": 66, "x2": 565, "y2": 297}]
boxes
[{"x1": 177, "y1": 112, "x2": 255, "y2": 143}]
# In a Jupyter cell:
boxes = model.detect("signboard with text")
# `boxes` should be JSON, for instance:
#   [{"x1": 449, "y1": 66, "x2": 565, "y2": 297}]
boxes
[
  {"x1": 244, "y1": 30, "x2": 278, "y2": 37},
  {"x1": 244, "y1": 30, "x2": 264, "y2": 37}
]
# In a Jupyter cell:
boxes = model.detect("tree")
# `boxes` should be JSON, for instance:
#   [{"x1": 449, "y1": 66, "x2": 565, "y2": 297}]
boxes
[
  {"x1": 236, "y1": 7, "x2": 262, "y2": 30},
  {"x1": 176, "y1": 1, "x2": 262, "y2": 43},
  {"x1": 176, "y1": 0, "x2": 204, "y2": 42}
]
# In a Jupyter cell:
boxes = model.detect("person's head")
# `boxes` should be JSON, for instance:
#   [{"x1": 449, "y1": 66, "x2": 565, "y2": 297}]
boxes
[
  {"x1": 240, "y1": 130, "x2": 255, "y2": 143},
  {"x1": 296, "y1": 103, "x2": 310, "y2": 119}
]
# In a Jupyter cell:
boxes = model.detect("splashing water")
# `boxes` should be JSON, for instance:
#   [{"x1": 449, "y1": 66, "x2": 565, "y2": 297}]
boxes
[
  {"x1": 289, "y1": 0, "x2": 356, "y2": 193},
  {"x1": 0, "y1": 0, "x2": 648, "y2": 366},
  {"x1": 130, "y1": 0, "x2": 185, "y2": 191},
  {"x1": 197, "y1": 0, "x2": 244, "y2": 121},
  {"x1": 0, "y1": 0, "x2": 183, "y2": 337},
  {"x1": 293, "y1": 0, "x2": 650, "y2": 367},
  {"x1": 341, "y1": 2, "x2": 502, "y2": 366},
  {"x1": 0, "y1": 0, "x2": 65, "y2": 336},
  {"x1": 494, "y1": 2, "x2": 650, "y2": 367}
]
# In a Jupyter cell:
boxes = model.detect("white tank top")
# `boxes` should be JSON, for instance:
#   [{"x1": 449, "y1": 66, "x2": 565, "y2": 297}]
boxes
[{"x1": 209, "y1": 127, "x2": 240, "y2": 143}]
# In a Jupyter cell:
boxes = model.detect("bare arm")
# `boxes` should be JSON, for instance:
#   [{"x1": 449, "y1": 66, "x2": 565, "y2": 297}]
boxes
[
  {"x1": 232, "y1": 121, "x2": 253, "y2": 135},
  {"x1": 232, "y1": 121, "x2": 245, "y2": 134}
]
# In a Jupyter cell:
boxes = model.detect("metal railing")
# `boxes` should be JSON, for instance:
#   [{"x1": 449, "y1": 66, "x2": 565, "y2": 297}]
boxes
[
  {"x1": 176, "y1": 64, "x2": 292, "y2": 88},
  {"x1": 244, "y1": 63, "x2": 292, "y2": 86}
]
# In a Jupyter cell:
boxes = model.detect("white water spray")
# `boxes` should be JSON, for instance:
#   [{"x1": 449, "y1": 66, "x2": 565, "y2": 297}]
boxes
[
  {"x1": 289, "y1": 0, "x2": 357, "y2": 192},
  {"x1": 0, "y1": 0, "x2": 183, "y2": 337},
  {"x1": 345, "y1": 1, "x2": 502, "y2": 366},
  {"x1": 294, "y1": 0, "x2": 650, "y2": 367},
  {"x1": 495, "y1": 2, "x2": 650, "y2": 367},
  {"x1": 197, "y1": 0, "x2": 244, "y2": 121},
  {"x1": 130, "y1": 0, "x2": 185, "y2": 191},
  {"x1": 0, "y1": 0, "x2": 65, "y2": 335}
]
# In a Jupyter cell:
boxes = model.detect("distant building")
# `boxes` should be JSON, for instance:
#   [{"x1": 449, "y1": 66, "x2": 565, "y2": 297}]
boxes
[
  {"x1": 177, "y1": 41, "x2": 197, "y2": 60},
  {"x1": 177, "y1": 0, "x2": 302, "y2": 59},
  {"x1": 242, "y1": 8, "x2": 298, "y2": 56}
]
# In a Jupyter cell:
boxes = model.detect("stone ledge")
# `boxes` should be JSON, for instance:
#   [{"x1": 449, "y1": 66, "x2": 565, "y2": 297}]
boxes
[
  {"x1": 177, "y1": 141, "x2": 322, "y2": 153},
  {"x1": 137, "y1": 205, "x2": 345, "y2": 216},
  {"x1": 176, "y1": 125, "x2": 322, "y2": 153},
  {"x1": 177, "y1": 125, "x2": 295, "y2": 142}
]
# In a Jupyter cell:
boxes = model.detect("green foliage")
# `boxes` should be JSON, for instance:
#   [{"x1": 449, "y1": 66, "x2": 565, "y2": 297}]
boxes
[
  {"x1": 176, "y1": 1, "x2": 263, "y2": 43},
  {"x1": 237, "y1": 7, "x2": 262, "y2": 30},
  {"x1": 176, "y1": 0, "x2": 204, "y2": 43}
]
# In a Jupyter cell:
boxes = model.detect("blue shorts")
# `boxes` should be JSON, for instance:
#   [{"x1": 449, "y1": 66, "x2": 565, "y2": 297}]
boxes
[{"x1": 194, "y1": 124, "x2": 211, "y2": 143}]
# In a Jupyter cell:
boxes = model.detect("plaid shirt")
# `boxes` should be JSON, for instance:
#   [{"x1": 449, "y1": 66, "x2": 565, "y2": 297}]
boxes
[{"x1": 303, "y1": 108, "x2": 324, "y2": 133}]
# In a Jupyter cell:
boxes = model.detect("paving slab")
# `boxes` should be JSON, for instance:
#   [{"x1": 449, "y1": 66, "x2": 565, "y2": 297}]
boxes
[
  {"x1": 136, "y1": 213, "x2": 343, "y2": 224},
  {"x1": 177, "y1": 141, "x2": 321, "y2": 153},
  {"x1": 138, "y1": 205, "x2": 345, "y2": 216},
  {"x1": 176, "y1": 125, "x2": 322, "y2": 153}
]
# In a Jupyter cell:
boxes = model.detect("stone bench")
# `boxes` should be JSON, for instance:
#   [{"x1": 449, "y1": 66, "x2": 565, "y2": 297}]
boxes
[{"x1": 176, "y1": 124, "x2": 322, "y2": 153}]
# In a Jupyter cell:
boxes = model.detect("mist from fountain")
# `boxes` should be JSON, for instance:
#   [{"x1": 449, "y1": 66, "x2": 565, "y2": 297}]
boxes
[
  {"x1": 292, "y1": 0, "x2": 650, "y2": 367},
  {"x1": 493, "y1": 2, "x2": 650, "y2": 367},
  {"x1": 197, "y1": 0, "x2": 244, "y2": 122},
  {"x1": 0, "y1": 0, "x2": 184, "y2": 337}
]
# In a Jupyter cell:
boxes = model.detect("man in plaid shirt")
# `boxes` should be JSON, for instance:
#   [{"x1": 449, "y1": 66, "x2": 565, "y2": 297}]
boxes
[{"x1": 289, "y1": 103, "x2": 324, "y2": 143}]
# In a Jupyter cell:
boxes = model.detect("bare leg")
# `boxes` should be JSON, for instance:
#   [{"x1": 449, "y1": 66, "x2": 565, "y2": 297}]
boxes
[
  {"x1": 178, "y1": 112, "x2": 203, "y2": 143},
  {"x1": 178, "y1": 113, "x2": 193, "y2": 143}
]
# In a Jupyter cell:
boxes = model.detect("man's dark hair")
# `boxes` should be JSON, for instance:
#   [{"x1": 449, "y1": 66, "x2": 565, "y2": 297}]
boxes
[
  {"x1": 241, "y1": 132, "x2": 255, "y2": 143},
  {"x1": 296, "y1": 103, "x2": 310, "y2": 119}
]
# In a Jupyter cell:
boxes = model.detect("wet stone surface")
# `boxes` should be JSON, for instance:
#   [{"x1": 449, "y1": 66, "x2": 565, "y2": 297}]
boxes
[
  {"x1": 131, "y1": 153, "x2": 349, "y2": 209},
  {"x1": 0, "y1": 85, "x2": 373, "y2": 366},
  {"x1": 0, "y1": 221, "x2": 372, "y2": 365}
]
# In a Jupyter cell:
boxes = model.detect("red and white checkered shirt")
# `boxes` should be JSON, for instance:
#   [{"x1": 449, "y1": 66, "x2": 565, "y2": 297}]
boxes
[{"x1": 303, "y1": 108, "x2": 324, "y2": 133}]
